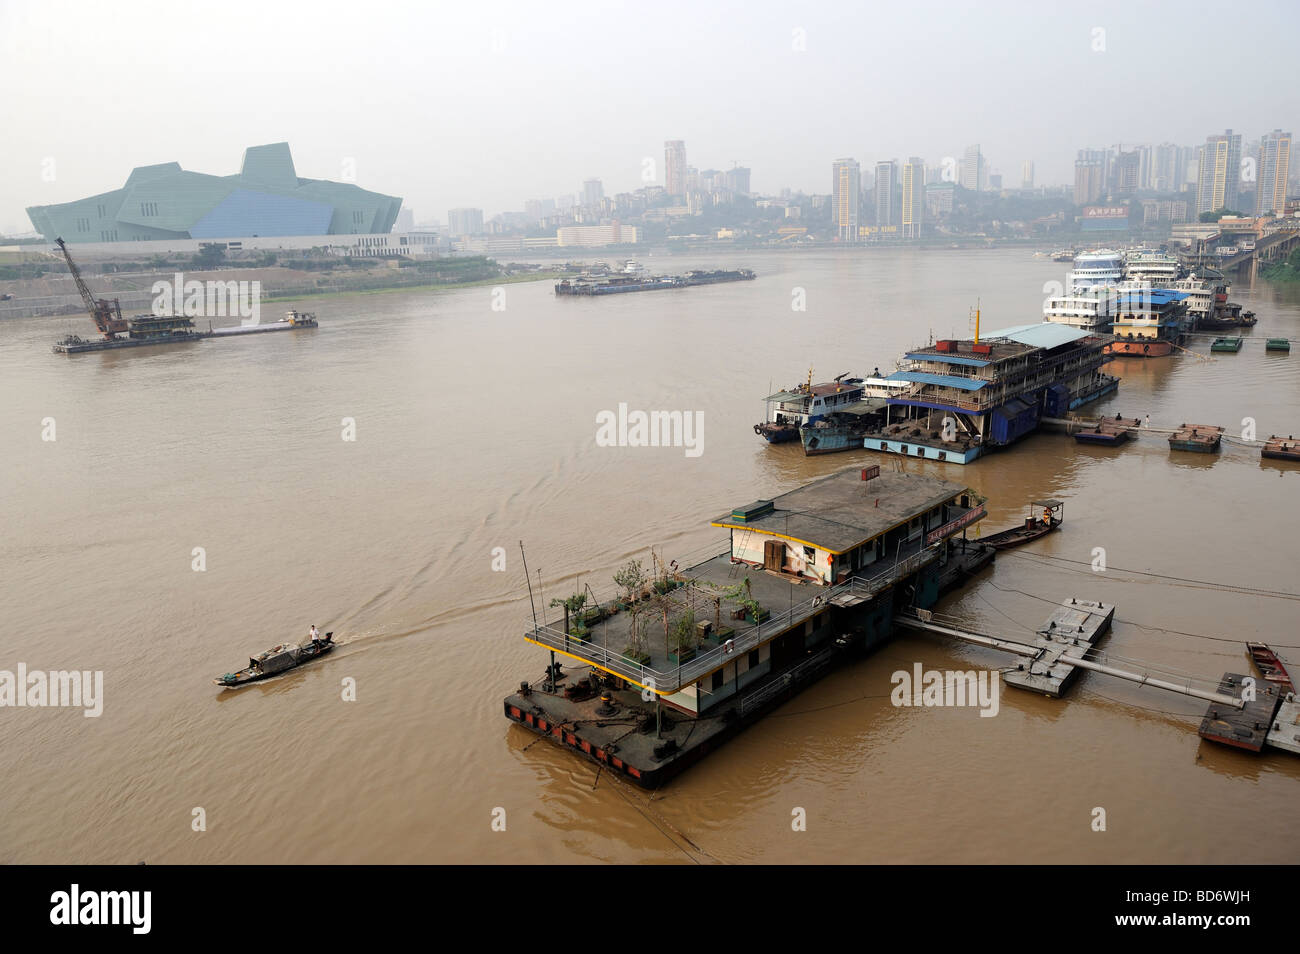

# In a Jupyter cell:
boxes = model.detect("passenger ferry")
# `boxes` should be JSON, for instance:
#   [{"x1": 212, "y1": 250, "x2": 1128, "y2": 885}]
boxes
[
  {"x1": 1122, "y1": 248, "x2": 1181, "y2": 287},
  {"x1": 1070, "y1": 249, "x2": 1124, "y2": 291},
  {"x1": 1043, "y1": 287, "x2": 1116, "y2": 333}
]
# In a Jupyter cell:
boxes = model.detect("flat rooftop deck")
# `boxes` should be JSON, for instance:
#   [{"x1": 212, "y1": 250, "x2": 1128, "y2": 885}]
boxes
[
  {"x1": 710, "y1": 468, "x2": 969, "y2": 553},
  {"x1": 527, "y1": 542, "x2": 944, "y2": 694}
]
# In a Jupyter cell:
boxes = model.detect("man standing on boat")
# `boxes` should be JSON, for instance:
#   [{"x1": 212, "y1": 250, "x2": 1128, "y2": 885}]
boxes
[{"x1": 309, "y1": 624, "x2": 321, "y2": 649}]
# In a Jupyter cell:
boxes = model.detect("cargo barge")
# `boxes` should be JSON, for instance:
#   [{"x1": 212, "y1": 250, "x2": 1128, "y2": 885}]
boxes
[
  {"x1": 54, "y1": 310, "x2": 318, "y2": 354},
  {"x1": 555, "y1": 267, "x2": 754, "y2": 296},
  {"x1": 505, "y1": 467, "x2": 993, "y2": 788},
  {"x1": 50, "y1": 237, "x2": 318, "y2": 356}
]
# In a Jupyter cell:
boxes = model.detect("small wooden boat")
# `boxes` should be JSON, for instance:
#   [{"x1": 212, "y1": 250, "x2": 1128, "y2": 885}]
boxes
[
  {"x1": 1246, "y1": 642, "x2": 1294, "y2": 692},
  {"x1": 979, "y1": 499, "x2": 1063, "y2": 549},
  {"x1": 1210, "y1": 336, "x2": 1243, "y2": 353},
  {"x1": 1169, "y1": 424, "x2": 1223, "y2": 453},
  {"x1": 1266, "y1": 338, "x2": 1291, "y2": 353},
  {"x1": 1074, "y1": 415, "x2": 1139, "y2": 446},
  {"x1": 214, "y1": 632, "x2": 335, "y2": 687},
  {"x1": 1262, "y1": 436, "x2": 1300, "y2": 461}
]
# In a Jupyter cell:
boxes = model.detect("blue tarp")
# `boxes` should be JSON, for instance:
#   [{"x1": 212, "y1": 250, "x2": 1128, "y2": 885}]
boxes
[{"x1": 887, "y1": 371, "x2": 989, "y2": 391}]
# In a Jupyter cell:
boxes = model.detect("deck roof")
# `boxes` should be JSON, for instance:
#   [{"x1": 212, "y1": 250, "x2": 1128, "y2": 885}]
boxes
[{"x1": 711, "y1": 467, "x2": 969, "y2": 554}]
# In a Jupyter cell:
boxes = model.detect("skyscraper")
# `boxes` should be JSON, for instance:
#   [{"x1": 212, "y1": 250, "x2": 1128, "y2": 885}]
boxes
[
  {"x1": 664, "y1": 140, "x2": 687, "y2": 197},
  {"x1": 1021, "y1": 160, "x2": 1034, "y2": 190},
  {"x1": 1111, "y1": 150, "x2": 1141, "y2": 195},
  {"x1": 901, "y1": 157, "x2": 925, "y2": 238},
  {"x1": 961, "y1": 144, "x2": 982, "y2": 192},
  {"x1": 583, "y1": 178, "x2": 604, "y2": 208},
  {"x1": 1074, "y1": 159, "x2": 1105, "y2": 205},
  {"x1": 447, "y1": 208, "x2": 484, "y2": 236},
  {"x1": 1196, "y1": 130, "x2": 1242, "y2": 214},
  {"x1": 725, "y1": 166, "x2": 751, "y2": 195},
  {"x1": 1256, "y1": 130, "x2": 1292, "y2": 215},
  {"x1": 874, "y1": 160, "x2": 897, "y2": 227},
  {"x1": 831, "y1": 158, "x2": 861, "y2": 242}
]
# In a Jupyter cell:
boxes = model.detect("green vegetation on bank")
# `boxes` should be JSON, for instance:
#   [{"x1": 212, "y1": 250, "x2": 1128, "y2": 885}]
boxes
[{"x1": 1261, "y1": 247, "x2": 1300, "y2": 284}]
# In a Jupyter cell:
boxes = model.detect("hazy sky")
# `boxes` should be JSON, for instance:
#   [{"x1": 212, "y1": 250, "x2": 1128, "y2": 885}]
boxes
[{"x1": 2, "y1": 0, "x2": 1298, "y2": 233}]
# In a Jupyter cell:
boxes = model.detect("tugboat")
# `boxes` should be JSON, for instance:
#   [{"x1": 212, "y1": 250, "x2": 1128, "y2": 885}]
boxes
[{"x1": 214, "y1": 632, "x2": 335, "y2": 688}]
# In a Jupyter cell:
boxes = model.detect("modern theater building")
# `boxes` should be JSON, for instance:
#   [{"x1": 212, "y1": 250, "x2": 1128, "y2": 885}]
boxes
[{"x1": 26, "y1": 142, "x2": 401, "y2": 244}]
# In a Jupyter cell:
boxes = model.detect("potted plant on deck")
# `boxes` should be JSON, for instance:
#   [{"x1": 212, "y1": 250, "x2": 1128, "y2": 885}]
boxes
[
  {"x1": 668, "y1": 609, "x2": 697, "y2": 664},
  {"x1": 613, "y1": 559, "x2": 647, "y2": 611},
  {"x1": 550, "y1": 592, "x2": 589, "y2": 640}
]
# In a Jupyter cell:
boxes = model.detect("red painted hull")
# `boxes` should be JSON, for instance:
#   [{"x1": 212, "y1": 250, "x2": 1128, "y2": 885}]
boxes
[{"x1": 1107, "y1": 339, "x2": 1173, "y2": 357}]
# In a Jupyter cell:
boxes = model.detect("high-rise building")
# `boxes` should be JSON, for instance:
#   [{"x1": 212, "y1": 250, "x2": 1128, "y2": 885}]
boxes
[
  {"x1": 874, "y1": 160, "x2": 897, "y2": 227},
  {"x1": 1021, "y1": 161, "x2": 1035, "y2": 190},
  {"x1": 1196, "y1": 129, "x2": 1242, "y2": 214},
  {"x1": 1256, "y1": 130, "x2": 1292, "y2": 215},
  {"x1": 961, "y1": 144, "x2": 982, "y2": 192},
  {"x1": 1111, "y1": 150, "x2": 1141, "y2": 195},
  {"x1": 1074, "y1": 159, "x2": 1105, "y2": 205},
  {"x1": 582, "y1": 178, "x2": 604, "y2": 208},
  {"x1": 665, "y1": 140, "x2": 687, "y2": 197},
  {"x1": 831, "y1": 158, "x2": 861, "y2": 242},
  {"x1": 447, "y1": 208, "x2": 484, "y2": 236},
  {"x1": 725, "y1": 166, "x2": 751, "y2": 195},
  {"x1": 1153, "y1": 143, "x2": 1180, "y2": 193},
  {"x1": 901, "y1": 157, "x2": 925, "y2": 238}
]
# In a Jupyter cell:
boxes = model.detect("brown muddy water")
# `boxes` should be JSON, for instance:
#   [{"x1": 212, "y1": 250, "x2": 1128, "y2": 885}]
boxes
[{"x1": 2, "y1": 249, "x2": 1298, "y2": 863}]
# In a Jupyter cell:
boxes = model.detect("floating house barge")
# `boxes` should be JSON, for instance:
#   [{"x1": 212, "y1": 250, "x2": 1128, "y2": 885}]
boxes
[
  {"x1": 860, "y1": 323, "x2": 1117, "y2": 465},
  {"x1": 1107, "y1": 288, "x2": 1189, "y2": 357},
  {"x1": 504, "y1": 467, "x2": 993, "y2": 788},
  {"x1": 755, "y1": 373, "x2": 867, "y2": 444}
]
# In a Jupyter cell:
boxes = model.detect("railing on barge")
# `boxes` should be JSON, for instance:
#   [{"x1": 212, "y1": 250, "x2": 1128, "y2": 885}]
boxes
[{"x1": 523, "y1": 545, "x2": 942, "y2": 694}]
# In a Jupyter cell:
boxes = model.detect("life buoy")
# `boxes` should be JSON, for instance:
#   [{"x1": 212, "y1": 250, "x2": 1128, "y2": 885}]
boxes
[
  {"x1": 1143, "y1": 344, "x2": 1149, "y2": 354},
  {"x1": 724, "y1": 639, "x2": 735, "y2": 654}
]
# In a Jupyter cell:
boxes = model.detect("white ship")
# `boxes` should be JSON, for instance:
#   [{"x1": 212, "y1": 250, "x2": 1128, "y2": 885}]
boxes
[{"x1": 1069, "y1": 249, "x2": 1124, "y2": 291}]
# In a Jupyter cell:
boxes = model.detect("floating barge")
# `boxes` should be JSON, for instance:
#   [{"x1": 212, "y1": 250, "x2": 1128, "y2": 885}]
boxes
[
  {"x1": 755, "y1": 371, "x2": 867, "y2": 444},
  {"x1": 859, "y1": 320, "x2": 1117, "y2": 465},
  {"x1": 1105, "y1": 288, "x2": 1189, "y2": 357},
  {"x1": 1266, "y1": 338, "x2": 1291, "y2": 353},
  {"x1": 54, "y1": 310, "x2": 318, "y2": 355},
  {"x1": 1197, "y1": 645, "x2": 1300, "y2": 756},
  {"x1": 1168, "y1": 423, "x2": 1223, "y2": 453},
  {"x1": 505, "y1": 467, "x2": 994, "y2": 788},
  {"x1": 1074, "y1": 415, "x2": 1139, "y2": 446},
  {"x1": 555, "y1": 268, "x2": 754, "y2": 296},
  {"x1": 1262, "y1": 436, "x2": 1300, "y2": 461},
  {"x1": 1210, "y1": 336, "x2": 1243, "y2": 353}
]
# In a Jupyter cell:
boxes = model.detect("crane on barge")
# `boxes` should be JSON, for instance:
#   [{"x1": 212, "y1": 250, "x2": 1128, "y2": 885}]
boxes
[
  {"x1": 56, "y1": 237, "x2": 129, "y2": 339},
  {"x1": 51, "y1": 238, "x2": 199, "y2": 353}
]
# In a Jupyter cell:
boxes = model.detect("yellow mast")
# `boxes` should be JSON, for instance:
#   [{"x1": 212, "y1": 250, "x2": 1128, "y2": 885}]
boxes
[{"x1": 974, "y1": 298, "x2": 981, "y2": 344}]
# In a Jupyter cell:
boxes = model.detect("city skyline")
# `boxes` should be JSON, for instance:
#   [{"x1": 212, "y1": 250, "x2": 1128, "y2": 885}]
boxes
[{"x1": 2, "y1": 0, "x2": 1299, "y2": 234}]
